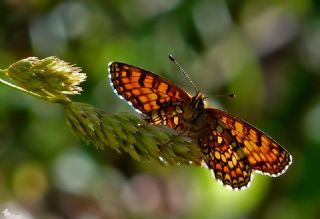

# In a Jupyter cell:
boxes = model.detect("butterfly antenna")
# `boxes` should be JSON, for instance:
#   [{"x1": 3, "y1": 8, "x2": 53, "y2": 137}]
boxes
[
  {"x1": 169, "y1": 55, "x2": 197, "y2": 92},
  {"x1": 213, "y1": 93, "x2": 236, "y2": 98}
]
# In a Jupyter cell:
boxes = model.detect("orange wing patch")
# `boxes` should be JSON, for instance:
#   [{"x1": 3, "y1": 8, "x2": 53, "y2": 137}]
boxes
[
  {"x1": 207, "y1": 109, "x2": 292, "y2": 177},
  {"x1": 108, "y1": 62, "x2": 191, "y2": 115},
  {"x1": 198, "y1": 122, "x2": 252, "y2": 190},
  {"x1": 146, "y1": 105, "x2": 185, "y2": 130}
]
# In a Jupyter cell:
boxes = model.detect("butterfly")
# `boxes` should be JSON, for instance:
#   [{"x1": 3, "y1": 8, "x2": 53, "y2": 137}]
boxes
[{"x1": 108, "y1": 61, "x2": 292, "y2": 190}]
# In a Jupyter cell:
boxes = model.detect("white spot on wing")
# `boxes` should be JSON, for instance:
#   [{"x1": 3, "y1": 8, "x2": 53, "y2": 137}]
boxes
[
  {"x1": 203, "y1": 160, "x2": 251, "y2": 191},
  {"x1": 127, "y1": 100, "x2": 142, "y2": 114},
  {"x1": 254, "y1": 153, "x2": 292, "y2": 177},
  {"x1": 108, "y1": 62, "x2": 143, "y2": 114},
  {"x1": 201, "y1": 160, "x2": 208, "y2": 168}
]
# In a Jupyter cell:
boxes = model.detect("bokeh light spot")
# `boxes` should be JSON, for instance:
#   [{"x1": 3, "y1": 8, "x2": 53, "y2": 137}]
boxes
[
  {"x1": 13, "y1": 161, "x2": 48, "y2": 203},
  {"x1": 52, "y1": 148, "x2": 97, "y2": 194}
]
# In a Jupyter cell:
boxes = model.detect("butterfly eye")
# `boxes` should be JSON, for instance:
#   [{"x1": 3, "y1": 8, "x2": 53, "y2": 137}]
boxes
[
  {"x1": 197, "y1": 100, "x2": 204, "y2": 110},
  {"x1": 194, "y1": 99, "x2": 204, "y2": 112}
]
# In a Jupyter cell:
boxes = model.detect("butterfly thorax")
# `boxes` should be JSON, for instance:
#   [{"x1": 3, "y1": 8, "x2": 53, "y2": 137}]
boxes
[
  {"x1": 182, "y1": 91, "x2": 205, "y2": 120},
  {"x1": 180, "y1": 91, "x2": 207, "y2": 134}
]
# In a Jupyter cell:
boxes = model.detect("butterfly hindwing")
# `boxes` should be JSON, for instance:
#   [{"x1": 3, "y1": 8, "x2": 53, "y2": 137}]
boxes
[{"x1": 198, "y1": 117, "x2": 253, "y2": 189}]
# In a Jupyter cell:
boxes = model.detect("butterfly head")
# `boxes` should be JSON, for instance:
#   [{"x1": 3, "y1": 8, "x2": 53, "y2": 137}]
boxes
[{"x1": 188, "y1": 91, "x2": 205, "y2": 121}]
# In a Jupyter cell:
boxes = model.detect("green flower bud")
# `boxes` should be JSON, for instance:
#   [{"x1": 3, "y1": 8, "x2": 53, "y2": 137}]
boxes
[{"x1": 6, "y1": 57, "x2": 86, "y2": 103}]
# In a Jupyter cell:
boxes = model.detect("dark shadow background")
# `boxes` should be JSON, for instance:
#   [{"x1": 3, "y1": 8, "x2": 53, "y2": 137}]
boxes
[{"x1": 0, "y1": 0, "x2": 319, "y2": 218}]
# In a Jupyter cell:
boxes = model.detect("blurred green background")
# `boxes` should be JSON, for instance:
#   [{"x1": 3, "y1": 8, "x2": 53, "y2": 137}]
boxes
[{"x1": 0, "y1": 0, "x2": 319, "y2": 218}]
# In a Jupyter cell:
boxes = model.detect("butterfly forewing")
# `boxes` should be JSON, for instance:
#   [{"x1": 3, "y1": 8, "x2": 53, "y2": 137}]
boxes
[{"x1": 108, "y1": 62, "x2": 191, "y2": 115}]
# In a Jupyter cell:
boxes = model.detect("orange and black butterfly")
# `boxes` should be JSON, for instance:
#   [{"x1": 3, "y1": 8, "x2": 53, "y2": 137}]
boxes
[{"x1": 108, "y1": 61, "x2": 292, "y2": 190}]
